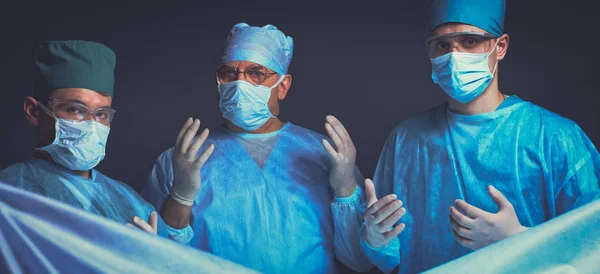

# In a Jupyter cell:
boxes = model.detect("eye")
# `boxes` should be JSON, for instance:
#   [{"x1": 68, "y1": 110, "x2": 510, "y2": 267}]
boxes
[
  {"x1": 464, "y1": 38, "x2": 477, "y2": 47},
  {"x1": 66, "y1": 106, "x2": 83, "y2": 114},
  {"x1": 435, "y1": 41, "x2": 450, "y2": 51},
  {"x1": 247, "y1": 70, "x2": 266, "y2": 78},
  {"x1": 460, "y1": 35, "x2": 484, "y2": 49},
  {"x1": 95, "y1": 112, "x2": 107, "y2": 119},
  {"x1": 217, "y1": 67, "x2": 238, "y2": 78}
]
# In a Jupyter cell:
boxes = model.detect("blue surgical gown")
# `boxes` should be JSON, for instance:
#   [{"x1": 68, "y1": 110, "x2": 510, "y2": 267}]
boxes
[
  {"x1": 143, "y1": 122, "x2": 371, "y2": 274},
  {"x1": 360, "y1": 95, "x2": 600, "y2": 273},
  {"x1": 0, "y1": 182, "x2": 258, "y2": 274},
  {"x1": 0, "y1": 158, "x2": 193, "y2": 244}
]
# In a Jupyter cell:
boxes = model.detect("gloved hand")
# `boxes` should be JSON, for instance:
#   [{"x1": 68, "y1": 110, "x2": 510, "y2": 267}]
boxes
[
  {"x1": 449, "y1": 185, "x2": 528, "y2": 250},
  {"x1": 322, "y1": 115, "x2": 357, "y2": 198},
  {"x1": 170, "y1": 118, "x2": 215, "y2": 207},
  {"x1": 363, "y1": 179, "x2": 406, "y2": 248},
  {"x1": 127, "y1": 212, "x2": 157, "y2": 234}
]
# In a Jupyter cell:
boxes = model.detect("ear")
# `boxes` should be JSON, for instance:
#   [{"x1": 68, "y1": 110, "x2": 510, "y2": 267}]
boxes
[
  {"x1": 24, "y1": 96, "x2": 42, "y2": 126},
  {"x1": 495, "y1": 34, "x2": 509, "y2": 61},
  {"x1": 276, "y1": 74, "x2": 292, "y2": 100}
]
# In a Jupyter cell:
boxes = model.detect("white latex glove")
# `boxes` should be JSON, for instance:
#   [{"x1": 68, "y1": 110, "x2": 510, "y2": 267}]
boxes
[
  {"x1": 322, "y1": 115, "x2": 357, "y2": 198},
  {"x1": 170, "y1": 118, "x2": 215, "y2": 206},
  {"x1": 127, "y1": 212, "x2": 158, "y2": 234},
  {"x1": 363, "y1": 179, "x2": 406, "y2": 248},
  {"x1": 449, "y1": 185, "x2": 528, "y2": 250}
]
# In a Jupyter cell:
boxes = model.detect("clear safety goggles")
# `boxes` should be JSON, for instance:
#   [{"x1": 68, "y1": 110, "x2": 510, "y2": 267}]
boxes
[
  {"x1": 425, "y1": 32, "x2": 498, "y2": 58},
  {"x1": 38, "y1": 98, "x2": 116, "y2": 126}
]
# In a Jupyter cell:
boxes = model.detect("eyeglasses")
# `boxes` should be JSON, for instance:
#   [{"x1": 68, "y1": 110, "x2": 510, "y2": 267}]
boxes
[
  {"x1": 216, "y1": 64, "x2": 278, "y2": 86},
  {"x1": 38, "y1": 98, "x2": 116, "y2": 126},
  {"x1": 425, "y1": 32, "x2": 498, "y2": 58}
]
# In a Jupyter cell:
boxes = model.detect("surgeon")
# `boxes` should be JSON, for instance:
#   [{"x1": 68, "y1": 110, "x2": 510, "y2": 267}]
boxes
[
  {"x1": 0, "y1": 40, "x2": 198, "y2": 244},
  {"x1": 143, "y1": 23, "x2": 371, "y2": 273},
  {"x1": 355, "y1": 1, "x2": 600, "y2": 273}
]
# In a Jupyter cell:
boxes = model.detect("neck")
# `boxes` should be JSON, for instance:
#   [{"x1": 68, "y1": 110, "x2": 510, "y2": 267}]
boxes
[
  {"x1": 447, "y1": 77, "x2": 505, "y2": 115},
  {"x1": 225, "y1": 118, "x2": 285, "y2": 134},
  {"x1": 33, "y1": 151, "x2": 92, "y2": 178}
]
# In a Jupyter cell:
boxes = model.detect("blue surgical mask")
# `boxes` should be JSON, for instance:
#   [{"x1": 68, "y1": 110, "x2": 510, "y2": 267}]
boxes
[
  {"x1": 218, "y1": 76, "x2": 284, "y2": 131},
  {"x1": 431, "y1": 41, "x2": 499, "y2": 104},
  {"x1": 36, "y1": 106, "x2": 110, "y2": 171}
]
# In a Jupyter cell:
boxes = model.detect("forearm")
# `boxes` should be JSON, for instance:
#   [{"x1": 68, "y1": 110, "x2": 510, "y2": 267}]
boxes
[
  {"x1": 331, "y1": 186, "x2": 373, "y2": 272},
  {"x1": 160, "y1": 196, "x2": 192, "y2": 229},
  {"x1": 359, "y1": 225, "x2": 400, "y2": 274}
]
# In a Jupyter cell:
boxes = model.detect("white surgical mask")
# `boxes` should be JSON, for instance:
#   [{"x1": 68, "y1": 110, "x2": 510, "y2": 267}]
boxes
[
  {"x1": 36, "y1": 104, "x2": 110, "y2": 171},
  {"x1": 218, "y1": 76, "x2": 284, "y2": 131},
  {"x1": 431, "y1": 40, "x2": 499, "y2": 104}
]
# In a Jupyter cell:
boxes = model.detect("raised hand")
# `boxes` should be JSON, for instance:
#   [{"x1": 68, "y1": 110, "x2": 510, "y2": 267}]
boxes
[
  {"x1": 322, "y1": 115, "x2": 357, "y2": 197},
  {"x1": 170, "y1": 118, "x2": 215, "y2": 206},
  {"x1": 127, "y1": 212, "x2": 158, "y2": 234},
  {"x1": 363, "y1": 179, "x2": 406, "y2": 248}
]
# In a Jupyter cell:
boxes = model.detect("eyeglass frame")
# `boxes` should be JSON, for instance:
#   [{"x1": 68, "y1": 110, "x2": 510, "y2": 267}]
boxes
[
  {"x1": 37, "y1": 98, "x2": 117, "y2": 125},
  {"x1": 215, "y1": 64, "x2": 279, "y2": 86}
]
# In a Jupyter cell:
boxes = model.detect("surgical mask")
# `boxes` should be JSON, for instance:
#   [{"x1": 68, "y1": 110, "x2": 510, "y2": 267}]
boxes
[
  {"x1": 218, "y1": 76, "x2": 284, "y2": 131},
  {"x1": 36, "y1": 105, "x2": 110, "y2": 171},
  {"x1": 431, "y1": 40, "x2": 499, "y2": 104}
]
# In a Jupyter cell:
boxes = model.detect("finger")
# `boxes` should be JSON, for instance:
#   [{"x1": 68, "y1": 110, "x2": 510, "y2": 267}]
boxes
[
  {"x1": 327, "y1": 115, "x2": 353, "y2": 146},
  {"x1": 382, "y1": 223, "x2": 405, "y2": 241},
  {"x1": 186, "y1": 128, "x2": 209, "y2": 161},
  {"x1": 449, "y1": 213, "x2": 474, "y2": 240},
  {"x1": 179, "y1": 119, "x2": 201, "y2": 155},
  {"x1": 449, "y1": 206, "x2": 475, "y2": 229},
  {"x1": 372, "y1": 200, "x2": 404, "y2": 224},
  {"x1": 325, "y1": 123, "x2": 345, "y2": 150},
  {"x1": 322, "y1": 139, "x2": 338, "y2": 158},
  {"x1": 149, "y1": 212, "x2": 158, "y2": 234},
  {"x1": 378, "y1": 208, "x2": 406, "y2": 231},
  {"x1": 133, "y1": 216, "x2": 154, "y2": 233},
  {"x1": 452, "y1": 229, "x2": 474, "y2": 249},
  {"x1": 364, "y1": 179, "x2": 378, "y2": 208},
  {"x1": 454, "y1": 199, "x2": 489, "y2": 219},
  {"x1": 366, "y1": 194, "x2": 397, "y2": 216},
  {"x1": 195, "y1": 144, "x2": 215, "y2": 168},
  {"x1": 175, "y1": 118, "x2": 193, "y2": 151},
  {"x1": 488, "y1": 185, "x2": 512, "y2": 212}
]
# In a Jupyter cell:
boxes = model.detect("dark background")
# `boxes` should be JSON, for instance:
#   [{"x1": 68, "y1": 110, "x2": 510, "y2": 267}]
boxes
[
  {"x1": 1, "y1": 2, "x2": 598, "y2": 202},
  {"x1": 0, "y1": 1, "x2": 597, "y2": 273}
]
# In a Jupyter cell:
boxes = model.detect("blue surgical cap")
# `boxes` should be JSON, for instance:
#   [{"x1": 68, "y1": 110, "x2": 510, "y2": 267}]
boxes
[
  {"x1": 428, "y1": 0, "x2": 506, "y2": 37},
  {"x1": 221, "y1": 23, "x2": 294, "y2": 76}
]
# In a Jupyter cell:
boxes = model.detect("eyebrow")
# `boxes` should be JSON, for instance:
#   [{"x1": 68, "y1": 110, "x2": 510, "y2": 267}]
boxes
[
  {"x1": 249, "y1": 65, "x2": 276, "y2": 74},
  {"x1": 61, "y1": 99, "x2": 112, "y2": 109}
]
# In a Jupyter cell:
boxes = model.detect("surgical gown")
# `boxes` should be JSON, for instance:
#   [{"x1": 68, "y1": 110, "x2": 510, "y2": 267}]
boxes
[
  {"x1": 143, "y1": 122, "x2": 371, "y2": 274},
  {"x1": 0, "y1": 182, "x2": 258, "y2": 274},
  {"x1": 0, "y1": 158, "x2": 193, "y2": 244},
  {"x1": 360, "y1": 95, "x2": 600, "y2": 273}
]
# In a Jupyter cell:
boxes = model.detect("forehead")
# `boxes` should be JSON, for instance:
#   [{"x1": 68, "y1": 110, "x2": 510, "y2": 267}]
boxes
[
  {"x1": 222, "y1": 61, "x2": 273, "y2": 71},
  {"x1": 49, "y1": 88, "x2": 112, "y2": 107},
  {"x1": 431, "y1": 23, "x2": 487, "y2": 36}
]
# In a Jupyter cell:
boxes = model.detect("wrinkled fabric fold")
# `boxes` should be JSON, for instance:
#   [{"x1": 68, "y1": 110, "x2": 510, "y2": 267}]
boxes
[
  {"x1": 0, "y1": 158, "x2": 193, "y2": 244},
  {"x1": 144, "y1": 122, "x2": 371, "y2": 273},
  {"x1": 0, "y1": 183, "x2": 258, "y2": 274}
]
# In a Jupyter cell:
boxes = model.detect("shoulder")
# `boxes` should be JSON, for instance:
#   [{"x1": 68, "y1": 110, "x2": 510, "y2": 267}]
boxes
[
  {"x1": 94, "y1": 170, "x2": 143, "y2": 197},
  {"x1": 285, "y1": 123, "x2": 328, "y2": 140},
  {"x1": 0, "y1": 161, "x2": 28, "y2": 184},
  {"x1": 388, "y1": 103, "x2": 447, "y2": 145},
  {"x1": 522, "y1": 102, "x2": 583, "y2": 137}
]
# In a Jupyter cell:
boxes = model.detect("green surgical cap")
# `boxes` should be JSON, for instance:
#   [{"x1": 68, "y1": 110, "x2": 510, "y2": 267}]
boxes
[{"x1": 33, "y1": 40, "x2": 116, "y2": 99}]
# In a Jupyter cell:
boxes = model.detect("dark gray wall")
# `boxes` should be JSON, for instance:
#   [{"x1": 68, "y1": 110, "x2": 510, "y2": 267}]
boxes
[{"x1": 2, "y1": 2, "x2": 598, "y2": 193}]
